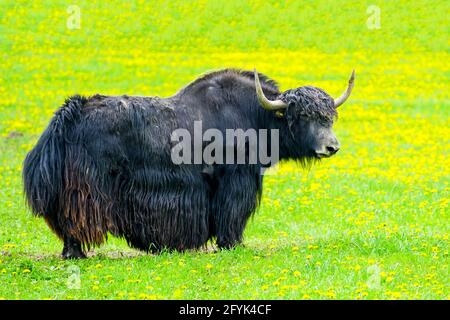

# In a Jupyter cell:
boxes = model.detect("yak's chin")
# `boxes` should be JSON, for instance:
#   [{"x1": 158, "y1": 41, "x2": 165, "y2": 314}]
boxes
[
  {"x1": 315, "y1": 152, "x2": 333, "y2": 159},
  {"x1": 293, "y1": 155, "x2": 318, "y2": 170}
]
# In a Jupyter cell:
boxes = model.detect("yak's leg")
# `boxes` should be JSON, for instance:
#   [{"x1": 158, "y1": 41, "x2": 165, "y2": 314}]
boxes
[
  {"x1": 212, "y1": 167, "x2": 261, "y2": 249},
  {"x1": 62, "y1": 235, "x2": 86, "y2": 259}
]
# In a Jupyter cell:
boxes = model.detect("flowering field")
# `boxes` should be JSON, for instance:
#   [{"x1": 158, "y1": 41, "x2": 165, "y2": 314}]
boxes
[{"x1": 0, "y1": 0, "x2": 448, "y2": 299}]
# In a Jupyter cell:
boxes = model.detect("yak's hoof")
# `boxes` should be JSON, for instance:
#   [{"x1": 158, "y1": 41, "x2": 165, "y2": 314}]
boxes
[
  {"x1": 62, "y1": 246, "x2": 87, "y2": 259},
  {"x1": 216, "y1": 242, "x2": 240, "y2": 251},
  {"x1": 62, "y1": 250, "x2": 87, "y2": 259},
  {"x1": 62, "y1": 236, "x2": 87, "y2": 259}
]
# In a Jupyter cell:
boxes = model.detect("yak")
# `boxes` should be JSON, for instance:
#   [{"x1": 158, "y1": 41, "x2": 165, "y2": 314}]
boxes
[{"x1": 23, "y1": 68, "x2": 354, "y2": 258}]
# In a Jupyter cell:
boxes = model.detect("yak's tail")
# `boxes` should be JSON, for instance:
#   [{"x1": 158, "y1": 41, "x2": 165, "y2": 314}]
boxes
[{"x1": 23, "y1": 95, "x2": 86, "y2": 237}]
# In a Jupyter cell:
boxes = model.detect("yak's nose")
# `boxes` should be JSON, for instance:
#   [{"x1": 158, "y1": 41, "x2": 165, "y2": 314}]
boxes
[
  {"x1": 326, "y1": 144, "x2": 340, "y2": 155},
  {"x1": 315, "y1": 140, "x2": 340, "y2": 158}
]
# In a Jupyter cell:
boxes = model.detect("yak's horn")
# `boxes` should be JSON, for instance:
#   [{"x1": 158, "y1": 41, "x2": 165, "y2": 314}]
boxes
[
  {"x1": 334, "y1": 70, "x2": 355, "y2": 108},
  {"x1": 254, "y1": 69, "x2": 287, "y2": 111}
]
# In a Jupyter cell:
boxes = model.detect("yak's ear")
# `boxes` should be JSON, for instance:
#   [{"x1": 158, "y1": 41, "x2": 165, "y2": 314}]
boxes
[{"x1": 275, "y1": 110, "x2": 285, "y2": 118}]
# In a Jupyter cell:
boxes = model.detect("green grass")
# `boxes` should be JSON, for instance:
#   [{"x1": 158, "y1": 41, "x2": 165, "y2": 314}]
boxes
[{"x1": 0, "y1": 0, "x2": 448, "y2": 299}]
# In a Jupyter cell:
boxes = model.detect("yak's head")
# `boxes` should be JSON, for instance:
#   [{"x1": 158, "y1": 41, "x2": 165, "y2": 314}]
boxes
[{"x1": 254, "y1": 69, "x2": 355, "y2": 161}]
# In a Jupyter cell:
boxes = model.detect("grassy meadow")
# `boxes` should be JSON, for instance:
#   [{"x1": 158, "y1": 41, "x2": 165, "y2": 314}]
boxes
[{"x1": 0, "y1": 0, "x2": 448, "y2": 299}]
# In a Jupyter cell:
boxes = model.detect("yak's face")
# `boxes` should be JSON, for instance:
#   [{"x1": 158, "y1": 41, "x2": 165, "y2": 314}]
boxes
[
  {"x1": 280, "y1": 86, "x2": 340, "y2": 159},
  {"x1": 254, "y1": 69, "x2": 354, "y2": 161}
]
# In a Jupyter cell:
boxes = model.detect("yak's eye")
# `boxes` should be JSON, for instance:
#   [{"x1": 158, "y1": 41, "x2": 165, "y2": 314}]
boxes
[{"x1": 320, "y1": 118, "x2": 333, "y2": 128}]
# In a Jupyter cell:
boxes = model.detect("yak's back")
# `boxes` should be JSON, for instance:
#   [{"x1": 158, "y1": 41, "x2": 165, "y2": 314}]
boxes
[{"x1": 77, "y1": 94, "x2": 178, "y2": 168}]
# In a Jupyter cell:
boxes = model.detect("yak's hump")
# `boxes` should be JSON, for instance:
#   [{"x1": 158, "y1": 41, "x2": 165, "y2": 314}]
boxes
[{"x1": 178, "y1": 68, "x2": 279, "y2": 95}]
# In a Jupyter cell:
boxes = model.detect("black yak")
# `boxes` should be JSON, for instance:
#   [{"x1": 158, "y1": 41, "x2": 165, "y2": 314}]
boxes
[{"x1": 23, "y1": 69, "x2": 354, "y2": 258}]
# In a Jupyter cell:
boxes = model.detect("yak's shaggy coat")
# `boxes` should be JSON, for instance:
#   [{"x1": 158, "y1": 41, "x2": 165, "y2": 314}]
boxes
[{"x1": 23, "y1": 69, "x2": 339, "y2": 256}]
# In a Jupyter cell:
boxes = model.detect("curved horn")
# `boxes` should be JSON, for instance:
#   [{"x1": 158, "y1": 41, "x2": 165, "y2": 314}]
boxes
[
  {"x1": 334, "y1": 70, "x2": 355, "y2": 108},
  {"x1": 254, "y1": 69, "x2": 287, "y2": 111}
]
